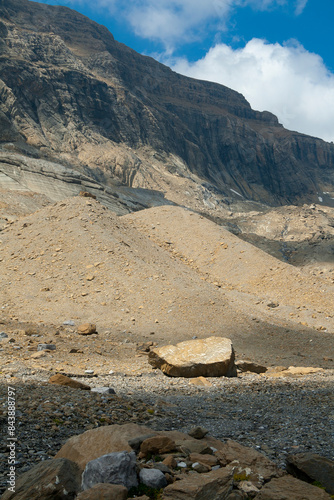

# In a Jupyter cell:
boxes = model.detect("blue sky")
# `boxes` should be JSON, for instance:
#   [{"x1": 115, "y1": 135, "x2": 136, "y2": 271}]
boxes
[{"x1": 33, "y1": 0, "x2": 334, "y2": 142}]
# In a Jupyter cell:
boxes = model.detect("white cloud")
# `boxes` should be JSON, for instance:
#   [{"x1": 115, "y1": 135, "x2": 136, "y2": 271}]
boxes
[
  {"x1": 168, "y1": 39, "x2": 334, "y2": 142},
  {"x1": 295, "y1": 0, "x2": 308, "y2": 16}
]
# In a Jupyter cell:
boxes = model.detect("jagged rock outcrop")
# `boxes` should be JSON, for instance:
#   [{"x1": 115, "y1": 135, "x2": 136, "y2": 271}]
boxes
[{"x1": 0, "y1": 0, "x2": 334, "y2": 210}]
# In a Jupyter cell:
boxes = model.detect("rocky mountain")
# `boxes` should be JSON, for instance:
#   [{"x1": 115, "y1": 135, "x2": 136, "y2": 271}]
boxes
[{"x1": 1, "y1": 0, "x2": 334, "y2": 214}]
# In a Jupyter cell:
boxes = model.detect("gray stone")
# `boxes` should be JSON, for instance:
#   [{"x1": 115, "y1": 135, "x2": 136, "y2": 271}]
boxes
[
  {"x1": 188, "y1": 426, "x2": 209, "y2": 439},
  {"x1": 81, "y1": 451, "x2": 138, "y2": 491},
  {"x1": 0, "y1": 332, "x2": 8, "y2": 339},
  {"x1": 91, "y1": 387, "x2": 116, "y2": 395},
  {"x1": 139, "y1": 468, "x2": 167, "y2": 489},
  {"x1": 153, "y1": 462, "x2": 171, "y2": 474},
  {"x1": 37, "y1": 344, "x2": 56, "y2": 351},
  {"x1": 63, "y1": 320, "x2": 75, "y2": 326}
]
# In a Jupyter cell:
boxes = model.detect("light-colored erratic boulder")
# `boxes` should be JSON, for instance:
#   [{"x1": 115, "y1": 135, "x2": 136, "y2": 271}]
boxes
[
  {"x1": 148, "y1": 336, "x2": 237, "y2": 377},
  {"x1": 81, "y1": 451, "x2": 138, "y2": 491}
]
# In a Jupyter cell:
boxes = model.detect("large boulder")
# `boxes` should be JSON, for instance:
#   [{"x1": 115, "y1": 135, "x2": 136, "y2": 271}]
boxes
[
  {"x1": 1, "y1": 458, "x2": 81, "y2": 500},
  {"x1": 286, "y1": 453, "x2": 334, "y2": 495},
  {"x1": 148, "y1": 337, "x2": 236, "y2": 377},
  {"x1": 55, "y1": 423, "x2": 155, "y2": 469},
  {"x1": 254, "y1": 475, "x2": 332, "y2": 499},
  {"x1": 81, "y1": 451, "x2": 138, "y2": 491}
]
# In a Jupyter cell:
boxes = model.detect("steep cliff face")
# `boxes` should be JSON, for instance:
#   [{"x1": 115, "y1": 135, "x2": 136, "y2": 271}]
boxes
[{"x1": 0, "y1": 0, "x2": 334, "y2": 208}]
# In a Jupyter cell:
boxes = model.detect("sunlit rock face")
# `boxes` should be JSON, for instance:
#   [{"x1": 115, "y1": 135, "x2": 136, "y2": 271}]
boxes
[{"x1": 1, "y1": 0, "x2": 334, "y2": 209}]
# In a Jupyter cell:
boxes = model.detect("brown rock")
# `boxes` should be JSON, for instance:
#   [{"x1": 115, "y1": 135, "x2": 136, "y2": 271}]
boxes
[
  {"x1": 30, "y1": 351, "x2": 47, "y2": 359},
  {"x1": 48, "y1": 374, "x2": 91, "y2": 390},
  {"x1": 254, "y1": 475, "x2": 332, "y2": 499},
  {"x1": 1, "y1": 458, "x2": 81, "y2": 500},
  {"x1": 178, "y1": 439, "x2": 213, "y2": 456},
  {"x1": 148, "y1": 337, "x2": 237, "y2": 378},
  {"x1": 140, "y1": 436, "x2": 176, "y2": 457},
  {"x1": 163, "y1": 467, "x2": 233, "y2": 498},
  {"x1": 189, "y1": 376, "x2": 213, "y2": 386},
  {"x1": 162, "y1": 456, "x2": 178, "y2": 469},
  {"x1": 55, "y1": 423, "x2": 154, "y2": 469},
  {"x1": 216, "y1": 440, "x2": 284, "y2": 484},
  {"x1": 192, "y1": 462, "x2": 211, "y2": 473},
  {"x1": 189, "y1": 453, "x2": 218, "y2": 468},
  {"x1": 77, "y1": 323, "x2": 97, "y2": 335},
  {"x1": 76, "y1": 483, "x2": 127, "y2": 500},
  {"x1": 286, "y1": 453, "x2": 334, "y2": 495}
]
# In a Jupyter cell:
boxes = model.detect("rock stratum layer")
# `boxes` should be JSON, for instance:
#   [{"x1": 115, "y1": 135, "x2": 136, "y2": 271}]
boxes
[{"x1": 0, "y1": 0, "x2": 334, "y2": 212}]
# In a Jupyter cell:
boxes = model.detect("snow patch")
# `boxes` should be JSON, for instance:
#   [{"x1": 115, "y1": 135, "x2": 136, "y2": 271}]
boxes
[{"x1": 230, "y1": 188, "x2": 243, "y2": 198}]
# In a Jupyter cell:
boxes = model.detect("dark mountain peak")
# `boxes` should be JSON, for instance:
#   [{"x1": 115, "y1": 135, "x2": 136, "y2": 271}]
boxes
[{"x1": 1, "y1": 0, "x2": 334, "y2": 209}]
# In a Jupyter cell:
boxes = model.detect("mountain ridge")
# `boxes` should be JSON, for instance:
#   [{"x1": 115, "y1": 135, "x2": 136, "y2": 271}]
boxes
[{"x1": 0, "y1": 0, "x2": 334, "y2": 211}]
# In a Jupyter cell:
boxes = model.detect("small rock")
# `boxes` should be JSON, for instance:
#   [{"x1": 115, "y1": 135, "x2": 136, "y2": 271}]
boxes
[
  {"x1": 91, "y1": 387, "x2": 116, "y2": 395},
  {"x1": 30, "y1": 351, "x2": 47, "y2": 359},
  {"x1": 188, "y1": 426, "x2": 209, "y2": 439},
  {"x1": 0, "y1": 332, "x2": 8, "y2": 338},
  {"x1": 63, "y1": 320, "x2": 75, "y2": 326},
  {"x1": 192, "y1": 462, "x2": 211, "y2": 473},
  {"x1": 37, "y1": 344, "x2": 56, "y2": 351},
  {"x1": 49, "y1": 374, "x2": 91, "y2": 390},
  {"x1": 236, "y1": 360, "x2": 267, "y2": 374},
  {"x1": 189, "y1": 376, "x2": 212, "y2": 387},
  {"x1": 139, "y1": 468, "x2": 168, "y2": 489},
  {"x1": 77, "y1": 323, "x2": 97, "y2": 335}
]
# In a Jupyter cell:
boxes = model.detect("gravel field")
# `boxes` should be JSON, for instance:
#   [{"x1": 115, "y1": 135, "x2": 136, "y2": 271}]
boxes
[{"x1": 1, "y1": 370, "x2": 333, "y2": 495}]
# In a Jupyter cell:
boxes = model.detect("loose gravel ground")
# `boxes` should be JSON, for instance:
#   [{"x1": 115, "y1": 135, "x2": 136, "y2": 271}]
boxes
[{"x1": 1, "y1": 369, "x2": 333, "y2": 495}]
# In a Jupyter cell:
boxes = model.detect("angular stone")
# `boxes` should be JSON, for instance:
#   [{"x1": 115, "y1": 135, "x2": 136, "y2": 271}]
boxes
[
  {"x1": 162, "y1": 456, "x2": 177, "y2": 469},
  {"x1": 163, "y1": 467, "x2": 233, "y2": 499},
  {"x1": 286, "y1": 453, "x2": 334, "y2": 495},
  {"x1": 139, "y1": 468, "x2": 168, "y2": 489},
  {"x1": 81, "y1": 451, "x2": 138, "y2": 491},
  {"x1": 37, "y1": 343, "x2": 56, "y2": 351},
  {"x1": 235, "y1": 360, "x2": 267, "y2": 374},
  {"x1": 91, "y1": 387, "x2": 116, "y2": 395},
  {"x1": 76, "y1": 483, "x2": 128, "y2": 500},
  {"x1": 188, "y1": 426, "x2": 209, "y2": 439},
  {"x1": 48, "y1": 373, "x2": 91, "y2": 390},
  {"x1": 148, "y1": 337, "x2": 236, "y2": 377},
  {"x1": 1, "y1": 458, "x2": 81, "y2": 500},
  {"x1": 178, "y1": 439, "x2": 213, "y2": 456},
  {"x1": 140, "y1": 436, "x2": 176, "y2": 457},
  {"x1": 189, "y1": 376, "x2": 212, "y2": 387},
  {"x1": 189, "y1": 453, "x2": 218, "y2": 468},
  {"x1": 56, "y1": 423, "x2": 155, "y2": 469},
  {"x1": 128, "y1": 433, "x2": 157, "y2": 452},
  {"x1": 77, "y1": 323, "x2": 97, "y2": 335},
  {"x1": 192, "y1": 462, "x2": 211, "y2": 473},
  {"x1": 216, "y1": 440, "x2": 284, "y2": 484},
  {"x1": 254, "y1": 475, "x2": 332, "y2": 499}
]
